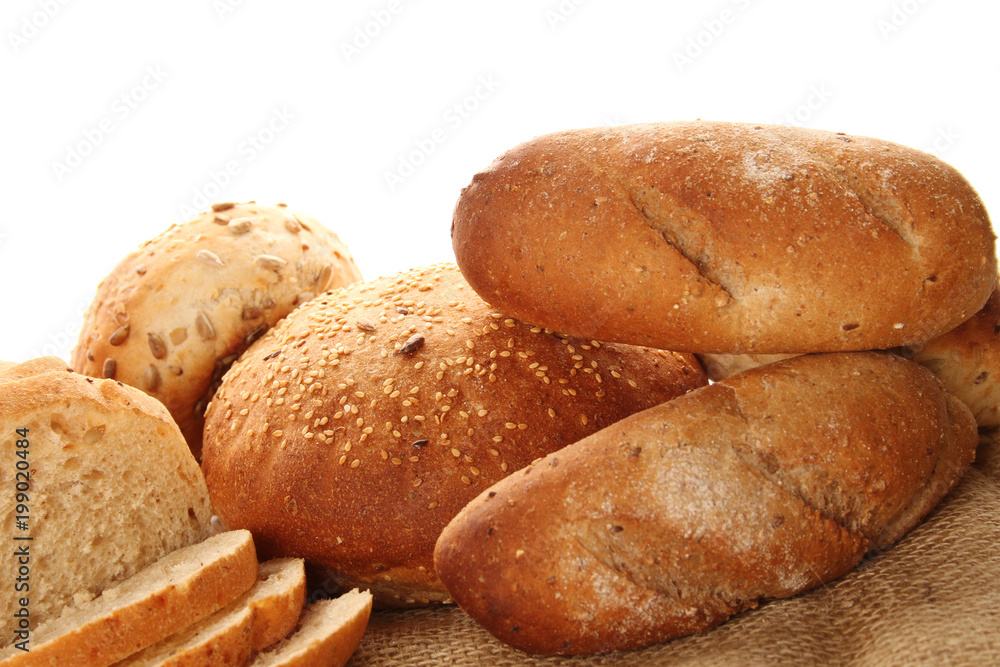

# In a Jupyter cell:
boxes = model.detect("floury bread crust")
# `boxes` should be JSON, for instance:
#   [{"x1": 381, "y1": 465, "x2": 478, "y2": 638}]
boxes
[
  {"x1": 452, "y1": 121, "x2": 996, "y2": 354},
  {"x1": 0, "y1": 358, "x2": 214, "y2": 643},
  {"x1": 71, "y1": 202, "x2": 362, "y2": 458},
  {"x1": 434, "y1": 352, "x2": 978, "y2": 655},
  {"x1": 201, "y1": 264, "x2": 706, "y2": 607}
]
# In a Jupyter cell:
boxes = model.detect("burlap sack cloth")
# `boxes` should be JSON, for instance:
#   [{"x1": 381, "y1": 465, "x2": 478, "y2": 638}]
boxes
[{"x1": 347, "y1": 434, "x2": 1000, "y2": 666}]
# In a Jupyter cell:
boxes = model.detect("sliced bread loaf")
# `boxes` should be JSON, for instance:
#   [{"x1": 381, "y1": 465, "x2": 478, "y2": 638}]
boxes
[
  {"x1": 248, "y1": 590, "x2": 372, "y2": 667},
  {"x1": 0, "y1": 530, "x2": 257, "y2": 667}
]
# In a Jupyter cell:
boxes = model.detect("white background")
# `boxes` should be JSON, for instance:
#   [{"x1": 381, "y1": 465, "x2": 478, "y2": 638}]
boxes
[{"x1": 1, "y1": 0, "x2": 997, "y2": 363}]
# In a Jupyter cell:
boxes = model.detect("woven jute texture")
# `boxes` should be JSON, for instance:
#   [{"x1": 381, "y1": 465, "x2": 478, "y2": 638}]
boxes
[{"x1": 347, "y1": 435, "x2": 1000, "y2": 667}]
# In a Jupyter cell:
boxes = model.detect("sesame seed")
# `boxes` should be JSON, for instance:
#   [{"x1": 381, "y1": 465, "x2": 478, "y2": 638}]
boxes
[
  {"x1": 461, "y1": 476, "x2": 471, "y2": 485},
  {"x1": 351, "y1": 459, "x2": 361, "y2": 468},
  {"x1": 516, "y1": 549, "x2": 525, "y2": 558}
]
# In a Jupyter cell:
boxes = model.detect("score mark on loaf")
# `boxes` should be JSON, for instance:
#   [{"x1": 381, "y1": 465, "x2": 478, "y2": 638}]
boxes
[{"x1": 452, "y1": 121, "x2": 996, "y2": 354}]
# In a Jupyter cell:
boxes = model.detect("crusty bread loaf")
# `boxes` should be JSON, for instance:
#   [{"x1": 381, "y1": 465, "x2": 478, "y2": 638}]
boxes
[
  {"x1": 698, "y1": 282, "x2": 1000, "y2": 431},
  {"x1": 452, "y1": 121, "x2": 996, "y2": 354},
  {"x1": 434, "y1": 352, "x2": 978, "y2": 655},
  {"x1": 0, "y1": 358, "x2": 214, "y2": 642},
  {"x1": 0, "y1": 530, "x2": 258, "y2": 667},
  {"x1": 201, "y1": 264, "x2": 706, "y2": 607},
  {"x1": 114, "y1": 557, "x2": 305, "y2": 666},
  {"x1": 71, "y1": 202, "x2": 363, "y2": 458},
  {"x1": 908, "y1": 283, "x2": 1000, "y2": 430},
  {"x1": 248, "y1": 590, "x2": 372, "y2": 667}
]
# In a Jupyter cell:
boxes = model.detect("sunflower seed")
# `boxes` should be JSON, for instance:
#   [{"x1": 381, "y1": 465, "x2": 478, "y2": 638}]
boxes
[
  {"x1": 212, "y1": 215, "x2": 230, "y2": 225},
  {"x1": 109, "y1": 324, "x2": 130, "y2": 346},
  {"x1": 197, "y1": 249, "x2": 224, "y2": 267},
  {"x1": 255, "y1": 254, "x2": 288, "y2": 271},
  {"x1": 229, "y1": 218, "x2": 253, "y2": 234},
  {"x1": 148, "y1": 333, "x2": 167, "y2": 359},
  {"x1": 102, "y1": 358, "x2": 117, "y2": 378},
  {"x1": 211, "y1": 202, "x2": 236, "y2": 212},
  {"x1": 245, "y1": 324, "x2": 268, "y2": 346},
  {"x1": 264, "y1": 349, "x2": 281, "y2": 361},
  {"x1": 195, "y1": 311, "x2": 216, "y2": 341},
  {"x1": 315, "y1": 265, "x2": 333, "y2": 290},
  {"x1": 398, "y1": 334, "x2": 425, "y2": 355},
  {"x1": 242, "y1": 306, "x2": 263, "y2": 321},
  {"x1": 357, "y1": 317, "x2": 377, "y2": 332},
  {"x1": 143, "y1": 364, "x2": 161, "y2": 392},
  {"x1": 135, "y1": 264, "x2": 147, "y2": 275},
  {"x1": 284, "y1": 214, "x2": 302, "y2": 233}
]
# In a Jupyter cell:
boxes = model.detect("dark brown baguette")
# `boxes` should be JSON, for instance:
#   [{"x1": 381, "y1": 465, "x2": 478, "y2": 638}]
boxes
[
  {"x1": 434, "y1": 352, "x2": 978, "y2": 655},
  {"x1": 452, "y1": 121, "x2": 996, "y2": 354}
]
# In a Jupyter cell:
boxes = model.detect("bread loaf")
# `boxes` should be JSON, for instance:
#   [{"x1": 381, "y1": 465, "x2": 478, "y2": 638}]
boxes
[
  {"x1": 699, "y1": 282, "x2": 1000, "y2": 431},
  {"x1": 908, "y1": 283, "x2": 1000, "y2": 430},
  {"x1": 434, "y1": 352, "x2": 978, "y2": 655},
  {"x1": 452, "y1": 121, "x2": 996, "y2": 354},
  {"x1": 201, "y1": 264, "x2": 706, "y2": 607},
  {"x1": 0, "y1": 530, "x2": 258, "y2": 667},
  {"x1": 0, "y1": 358, "x2": 214, "y2": 642},
  {"x1": 71, "y1": 202, "x2": 362, "y2": 458}
]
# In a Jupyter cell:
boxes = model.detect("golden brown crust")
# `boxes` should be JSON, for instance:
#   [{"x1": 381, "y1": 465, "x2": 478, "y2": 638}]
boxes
[
  {"x1": 434, "y1": 352, "x2": 978, "y2": 655},
  {"x1": 201, "y1": 264, "x2": 706, "y2": 607},
  {"x1": 71, "y1": 202, "x2": 363, "y2": 458},
  {"x1": 0, "y1": 530, "x2": 258, "y2": 667},
  {"x1": 909, "y1": 283, "x2": 1000, "y2": 429},
  {"x1": 248, "y1": 590, "x2": 372, "y2": 667},
  {"x1": 452, "y1": 122, "x2": 996, "y2": 354}
]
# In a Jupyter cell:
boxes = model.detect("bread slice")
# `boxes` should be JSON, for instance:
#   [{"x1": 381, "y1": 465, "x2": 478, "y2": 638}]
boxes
[
  {"x1": 112, "y1": 606, "x2": 252, "y2": 667},
  {"x1": 112, "y1": 558, "x2": 305, "y2": 666},
  {"x1": 0, "y1": 530, "x2": 257, "y2": 667},
  {"x1": 249, "y1": 590, "x2": 373, "y2": 667},
  {"x1": 247, "y1": 559, "x2": 307, "y2": 651},
  {"x1": 0, "y1": 358, "x2": 215, "y2": 640}
]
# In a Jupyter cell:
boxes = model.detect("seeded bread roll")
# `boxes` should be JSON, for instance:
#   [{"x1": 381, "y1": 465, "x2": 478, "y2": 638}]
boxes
[
  {"x1": 71, "y1": 202, "x2": 363, "y2": 458},
  {"x1": 434, "y1": 352, "x2": 978, "y2": 655},
  {"x1": 452, "y1": 121, "x2": 996, "y2": 354},
  {"x1": 0, "y1": 357, "x2": 214, "y2": 642},
  {"x1": 201, "y1": 264, "x2": 706, "y2": 607}
]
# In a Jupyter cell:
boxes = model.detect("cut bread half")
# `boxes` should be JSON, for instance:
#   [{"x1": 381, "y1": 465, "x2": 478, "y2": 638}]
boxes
[
  {"x1": 0, "y1": 530, "x2": 257, "y2": 667},
  {"x1": 112, "y1": 558, "x2": 304, "y2": 666},
  {"x1": 249, "y1": 590, "x2": 373, "y2": 667}
]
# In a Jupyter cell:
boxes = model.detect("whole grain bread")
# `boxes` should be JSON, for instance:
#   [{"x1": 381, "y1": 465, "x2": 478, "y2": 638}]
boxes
[
  {"x1": 201, "y1": 264, "x2": 706, "y2": 607},
  {"x1": 452, "y1": 121, "x2": 996, "y2": 354},
  {"x1": 434, "y1": 352, "x2": 978, "y2": 655},
  {"x1": 71, "y1": 202, "x2": 363, "y2": 458},
  {"x1": 114, "y1": 557, "x2": 305, "y2": 666},
  {"x1": 0, "y1": 530, "x2": 258, "y2": 667},
  {"x1": 0, "y1": 358, "x2": 214, "y2": 643},
  {"x1": 249, "y1": 590, "x2": 372, "y2": 667}
]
